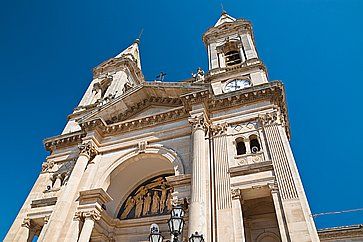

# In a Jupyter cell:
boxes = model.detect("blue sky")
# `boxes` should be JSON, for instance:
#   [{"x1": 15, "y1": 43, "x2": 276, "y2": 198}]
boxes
[{"x1": 1, "y1": 0, "x2": 362, "y2": 239}]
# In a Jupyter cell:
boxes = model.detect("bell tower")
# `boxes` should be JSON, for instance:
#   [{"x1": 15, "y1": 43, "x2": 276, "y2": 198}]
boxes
[{"x1": 203, "y1": 12, "x2": 268, "y2": 95}]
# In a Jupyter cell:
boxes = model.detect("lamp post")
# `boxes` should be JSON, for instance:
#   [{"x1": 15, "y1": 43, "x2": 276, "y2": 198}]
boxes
[
  {"x1": 149, "y1": 206, "x2": 204, "y2": 242},
  {"x1": 149, "y1": 224, "x2": 164, "y2": 242},
  {"x1": 189, "y1": 232, "x2": 205, "y2": 242},
  {"x1": 149, "y1": 206, "x2": 185, "y2": 242}
]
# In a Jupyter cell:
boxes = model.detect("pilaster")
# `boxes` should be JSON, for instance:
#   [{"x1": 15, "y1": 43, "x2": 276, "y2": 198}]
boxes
[
  {"x1": 211, "y1": 123, "x2": 235, "y2": 241},
  {"x1": 39, "y1": 141, "x2": 99, "y2": 242},
  {"x1": 268, "y1": 183, "x2": 289, "y2": 242},
  {"x1": 259, "y1": 112, "x2": 319, "y2": 242},
  {"x1": 231, "y1": 188, "x2": 245, "y2": 242}
]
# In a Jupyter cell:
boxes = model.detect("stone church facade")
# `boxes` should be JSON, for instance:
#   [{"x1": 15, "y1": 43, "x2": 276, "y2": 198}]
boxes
[{"x1": 5, "y1": 12, "x2": 363, "y2": 242}]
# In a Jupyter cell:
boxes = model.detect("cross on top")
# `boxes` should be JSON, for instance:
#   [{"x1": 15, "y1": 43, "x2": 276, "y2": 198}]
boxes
[{"x1": 156, "y1": 72, "x2": 166, "y2": 82}]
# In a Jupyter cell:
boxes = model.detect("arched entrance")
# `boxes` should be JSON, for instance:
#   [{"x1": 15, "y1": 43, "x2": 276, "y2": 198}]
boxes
[{"x1": 97, "y1": 145, "x2": 185, "y2": 218}]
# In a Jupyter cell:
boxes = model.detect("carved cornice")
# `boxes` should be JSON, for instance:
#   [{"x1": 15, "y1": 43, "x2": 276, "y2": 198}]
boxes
[
  {"x1": 78, "y1": 141, "x2": 98, "y2": 160},
  {"x1": 180, "y1": 90, "x2": 210, "y2": 109},
  {"x1": 318, "y1": 225, "x2": 363, "y2": 240},
  {"x1": 206, "y1": 59, "x2": 266, "y2": 79},
  {"x1": 92, "y1": 57, "x2": 144, "y2": 84},
  {"x1": 208, "y1": 81, "x2": 290, "y2": 139},
  {"x1": 229, "y1": 161, "x2": 273, "y2": 177},
  {"x1": 81, "y1": 107, "x2": 188, "y2": 136},
  {"x1": 105, "y1": 97, "x2": 183, "y2": 125},
  {"x1": 202, "y1": 19, "x2": 253, "y2": 44},
  {"x1": 44, "y1": 131, "x2": 86, "y2": 152}
]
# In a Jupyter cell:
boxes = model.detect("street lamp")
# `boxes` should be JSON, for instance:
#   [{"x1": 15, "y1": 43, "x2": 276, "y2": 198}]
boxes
[
  {"x1": 189, "y1": 231, "x2": 205, "y2": 242},
  {"x1": 168, "y1": 206, "x2": 185, "y2": 239},
  {"x1": 148, "y1": 206, "x2": 185, "y2": 242},
  {"x1": 149, "y1": 224, "x2": 164, "y2": 242}
]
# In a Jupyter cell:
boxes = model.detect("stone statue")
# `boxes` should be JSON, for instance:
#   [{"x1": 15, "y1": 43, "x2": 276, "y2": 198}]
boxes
[
  {"x1": 151, "y1": 191, "x2": 160, "y2": 214},
  {"x1": 192, "y1": 67, "x2": 205, "y2": 82},
  {"x1": 143, "y1": 192, "x2": 152, "y2": 216},
  {"x1": 153, "y1": 182, "x2": 172, "y2": 213},
  {"x1": 135, "y1": 195, "x2": 144, "y2": 218},
  {"x1": 121, "y1": 196, "x2": 135, "y2": 219}
]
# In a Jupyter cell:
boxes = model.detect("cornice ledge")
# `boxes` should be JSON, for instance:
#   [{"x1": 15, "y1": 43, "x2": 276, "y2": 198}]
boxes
[
  {"x1": 208, "y1": 81, "x2": 291, "y2": 139},
  {"x1": 43, "y1": 130, "x2": 86, "y2": 151},
  {"x1": 318, "y1": 224, "x2": 363, "y2": 239},
  {"x1": 81, "y1": 107, "x2": 189, "y2": 136},
  {"x1": 205, "y1": 61, "x2": 266, "y2": 81},
  {"x1": 180, "y1": 89, "x2": 211, "y2": 109},
  {"x1": 92, "y1": 56, "x2": 144, "y2": 83},
  {"x1": 106, "y1": 96, "x2": 183, "y2": 124}
]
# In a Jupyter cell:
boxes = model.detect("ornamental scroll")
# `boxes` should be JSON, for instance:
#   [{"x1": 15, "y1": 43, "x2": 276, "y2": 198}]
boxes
[{"x1": 118, "y1": 175, "x2": 173, "y2": 220}]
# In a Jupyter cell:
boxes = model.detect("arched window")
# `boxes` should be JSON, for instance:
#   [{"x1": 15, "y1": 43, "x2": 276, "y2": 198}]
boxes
[
  {"x1": 225, "y1": 50, "x2": 242, "y2": 66},
  {"x1": 236, "y1": 138, "x2": 246, "y2": 155},
  {"x1": 249, "y1": 135, "x2": 261, "y2": 153},
  {"x1": 222, "y1": 41, "x2": 242, "y2": 66}
]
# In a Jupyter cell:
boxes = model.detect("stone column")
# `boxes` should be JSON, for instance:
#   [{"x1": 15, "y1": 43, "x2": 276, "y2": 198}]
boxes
[
  {"x1": 259, "y1": 112, "x2": 319, "y2": 241},
  {"x1": 188, "y1": 114, "x2": 209, "y2": 238},
  {"x1": 269, "y1": 183, "x2": 289, "y2": 242},
  {"x1": 231, "y1": 189, "x2": 245, "y2": 242},
  {"x1": 39, "y1": 141, "x2": 98, "y2": 242},
  {"x1": 78, "y1": 210, "x2": 101, "y2": 242},
  {"x1": 211, "y1": 123, "x2": 235, "y2": 241}
]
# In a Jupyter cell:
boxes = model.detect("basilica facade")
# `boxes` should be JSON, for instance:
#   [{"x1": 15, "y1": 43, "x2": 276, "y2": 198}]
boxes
[{"x1": 5, "y1": 12, "x2": 362, "y2": 242}]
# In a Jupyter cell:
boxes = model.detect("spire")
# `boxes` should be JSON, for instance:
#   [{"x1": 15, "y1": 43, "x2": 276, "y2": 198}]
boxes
[
  {"x1": 214, "y1": 11, "x2": 236, "y2": 27},
  {"x1": 115, "y1": 39, "x2": 141, "y2": 69}
]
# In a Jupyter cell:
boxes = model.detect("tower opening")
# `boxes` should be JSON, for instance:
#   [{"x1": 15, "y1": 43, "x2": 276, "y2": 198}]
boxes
[
  {"x1": 249, "y1": 135, "x2": 261, "y2": 153},
  {"x1": 225, "y1": 50, "x2": 242, "y2": 66},
  {"x1": 236, "y1": 138, "x2": 247, "y2": 155}
]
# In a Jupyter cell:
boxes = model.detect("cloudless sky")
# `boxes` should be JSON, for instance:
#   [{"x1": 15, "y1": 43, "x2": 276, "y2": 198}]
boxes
[{"x1": 1, "y1": 0, "x2": 362, "y2": 239}]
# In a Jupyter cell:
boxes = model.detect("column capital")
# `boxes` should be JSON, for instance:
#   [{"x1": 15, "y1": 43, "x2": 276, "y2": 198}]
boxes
[
  {"x1": 78, "y1": 141, "x2": 98, "y2": 160},
  {"x1": 21, "y1": 217, "x2": 42, "y2": 234},
  {"x1": 258, "y1": 111, "x2": 283, "y2": 127},
  {"x1": 74, "y1": 211, "x2": 84, "y2": 221},
  {"x1": 74, "y1": 209, "x2": 101, "y2": 221},
  {"x1": 231, "y1": 188, "x2": 242, "y2": 200},
  {"x1": 210, "y1": 122, "x2": 228, "y2": 136},
  {"x1": 44, "y1": 215, "x2": 50, "y2": 224},
  {"x1": 268, "y1": 183, "x2": 279, "y2": 194},
  {"x1": 83, "y1": 210, "x2": 101, "y2": 221},
  {"x1": 188, "y1": 114, "x2": 209, "y2": 132},
  {"x1": 21, "y1": 217, "x2": 31, "y2": 229}
]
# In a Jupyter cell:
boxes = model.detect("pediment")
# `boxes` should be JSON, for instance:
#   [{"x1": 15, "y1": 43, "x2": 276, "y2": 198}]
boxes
[
  {"x1": 79, "y1": 82, "x2": 207, "y2": 126},
  {"x1": 129, "y1": 105, "x2": 177, "y2": 120}
]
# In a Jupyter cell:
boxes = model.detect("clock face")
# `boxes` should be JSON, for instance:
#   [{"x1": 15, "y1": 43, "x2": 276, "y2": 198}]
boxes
[{"x1": 224, "y1": 79, "x2": 251, "y2": 92}]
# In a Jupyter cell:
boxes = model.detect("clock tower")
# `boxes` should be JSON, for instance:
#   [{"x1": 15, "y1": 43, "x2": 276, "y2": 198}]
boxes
[{"x1": 203, "y1": 12, "x2": 268, "y2": 95}]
